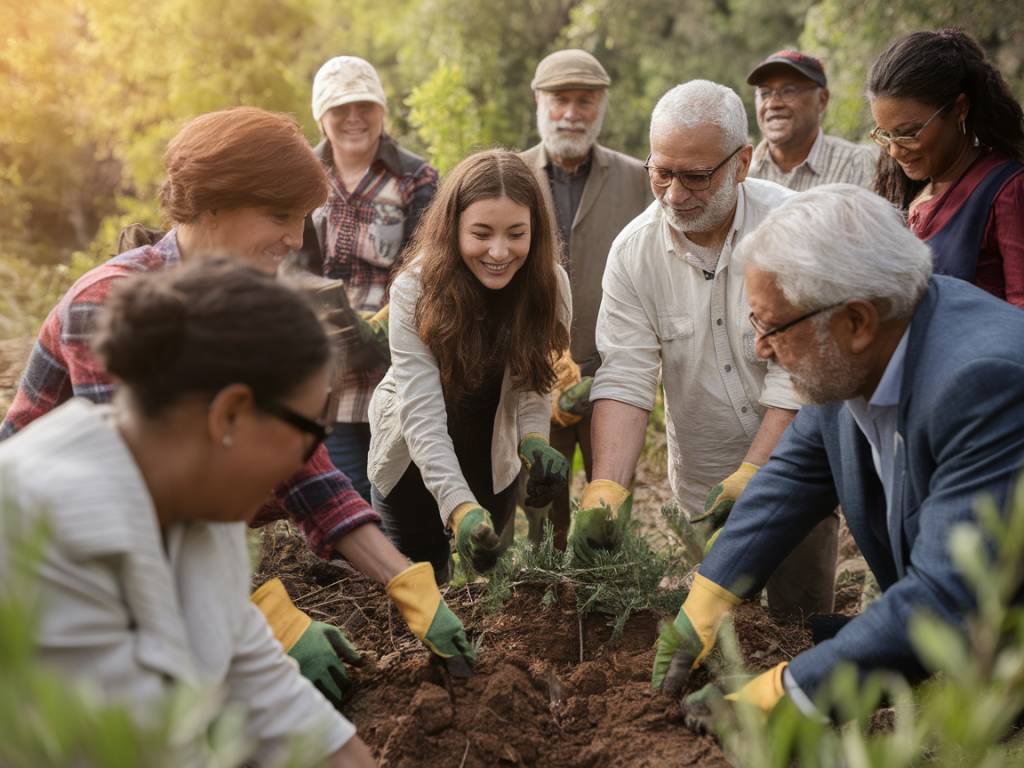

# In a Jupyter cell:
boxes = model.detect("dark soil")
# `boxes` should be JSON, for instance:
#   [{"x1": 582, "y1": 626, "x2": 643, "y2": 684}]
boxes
[{"x1": 255, "y1": 521, "x2": 831, "y2": 767}]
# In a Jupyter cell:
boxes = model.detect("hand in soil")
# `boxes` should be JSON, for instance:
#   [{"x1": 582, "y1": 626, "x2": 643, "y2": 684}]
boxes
[
  {"x1": 450, "y1": 504, "x2": 504, "y2": 573},
  {"x1": 518, "y1": 435, "x2": 570, "y2": 508},
  {"x1": 387, "y1": 563, "x2": 477, "y2": 672},
  {"x1": 682, "y1": 663, "x2": 789, "y2": 735},
  {"x1": 292, "y1": 620, "x2": 365, "y2": 710},
  {"x1": 690, "y1": 461, "x2": 760, "y2": 548},
  {"x1": 569, "y1": 479, "x2": 632, "y2": 565}
]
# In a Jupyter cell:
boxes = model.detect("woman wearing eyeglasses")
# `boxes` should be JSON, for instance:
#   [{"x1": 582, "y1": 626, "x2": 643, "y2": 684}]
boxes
[
  {"x1": 0, "y1": 260, "x2": 375, "y2": 767},
  {"x1": 368, "y1": 150, "x2": 572, "y2": 582},
  {"x1": 1, "y1": 106, "x2": 475, "y2": 706},
  {"x1": 868, "y1": 28, "x2": 1024, "y2": 307}
]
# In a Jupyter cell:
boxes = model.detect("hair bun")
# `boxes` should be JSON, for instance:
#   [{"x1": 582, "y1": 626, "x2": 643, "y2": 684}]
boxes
[{"x1": 95, "y1": 275, "x2": 188, "y2": 385}]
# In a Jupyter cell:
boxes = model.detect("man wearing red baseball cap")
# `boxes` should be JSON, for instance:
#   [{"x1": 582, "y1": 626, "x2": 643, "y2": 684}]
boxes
[{"x1": 747, "y1": 50, "x2": 877, "y2": 191}]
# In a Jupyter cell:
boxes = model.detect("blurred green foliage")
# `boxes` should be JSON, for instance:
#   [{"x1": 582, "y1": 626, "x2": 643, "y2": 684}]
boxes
[{"x1": 0, "y1": 0, "x2": 1021, "y2": 333}]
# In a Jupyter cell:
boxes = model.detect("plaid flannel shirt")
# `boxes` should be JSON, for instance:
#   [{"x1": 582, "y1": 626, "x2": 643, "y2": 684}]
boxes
[
  {"x1": 300, "y1": 137, "x2": 438, "y2": 423},
  {"x1": 0, "y1": 231, "x2": 379, "y2": 557}
]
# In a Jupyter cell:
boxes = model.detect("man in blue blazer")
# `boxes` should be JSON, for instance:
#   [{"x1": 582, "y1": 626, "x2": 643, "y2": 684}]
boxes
[{"x1": 650, "y1": 183, "x2": 1024, "y2": 719}]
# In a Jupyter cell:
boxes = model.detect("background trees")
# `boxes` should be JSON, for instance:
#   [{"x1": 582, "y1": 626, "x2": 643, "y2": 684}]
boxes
[{"x1": 0, "y1": 0, "x2": 1020, "y2": 273}]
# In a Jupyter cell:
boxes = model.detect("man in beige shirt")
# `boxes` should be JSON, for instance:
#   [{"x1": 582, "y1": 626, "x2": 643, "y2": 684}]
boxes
[
  {"x1": 573, "y1": 80, "x2": 838, "y2": 618},
  {"x1": 519, "y1": 49, "x2": 651, "y2": 547},
  {"x1": 747, "y1": 50, "x2": 878, "y2": 191}
]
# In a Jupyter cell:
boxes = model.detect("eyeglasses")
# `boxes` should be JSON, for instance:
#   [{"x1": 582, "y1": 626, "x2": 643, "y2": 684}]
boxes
[
  {"x1": 870, "y1": 100, "x2": 953, "y2": 149},
  {"x1": 749, "y1": 302, "x2": 844, "y2": 341},
  {"x1": 644, "y1": 145, "x2": 745, "y2": 191},
  {"x1": 754, "y1": 84, "x2": 818, "y2": 103},
  {"x1": 256, "y1": 397, "x2": 332, "y2": 463}
]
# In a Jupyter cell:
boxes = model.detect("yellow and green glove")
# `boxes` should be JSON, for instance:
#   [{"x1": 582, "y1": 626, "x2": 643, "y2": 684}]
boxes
[
  {"x1": 651, "y1": 573, "x2": 741, "y2": 696},
  {"x1": 387, "y1": 562, "x2": 475, "y2": 677},
  {"x1": 680, "y1": 662, "x2": 788, "y2": 734},
  {"x1": 518, "y1": 433, "x2": 570, "y2": 508},
  {"x1": 449, "y1": 502, "x2": 503, "y2": 573},
  {"x1": 550, "y1": 350, "x2": 591, "y2": 428},
  {"x1": 557, "y1": 377, "x2": 593, "y2": 421},
  {"x1": 568, "y1": 479, "x2": 632, "y2": 565},
  {"x1": 251, "y1": 578, "x2": 363, "y2": 709},
  {"x1": 693, "y1": 462, "x2": 759, "y2": 553}
]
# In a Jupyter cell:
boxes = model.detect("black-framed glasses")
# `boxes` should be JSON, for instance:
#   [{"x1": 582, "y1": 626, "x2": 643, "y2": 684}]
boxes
[
  {"x1": 754, "y1": 84, "x2": 818, "y2": 103},
  {"x1": 256, "y1": 397, "x2": 332, "y2": 463},
  {"x1": 749, "y1": 302, "x2": 845, "y2": 341},
  {"x1": 870, "y1": 100, "x2": 954, "y2": 149},
  {"x1": 644, "y1": 144, "x2": 744, "y2": 191}
]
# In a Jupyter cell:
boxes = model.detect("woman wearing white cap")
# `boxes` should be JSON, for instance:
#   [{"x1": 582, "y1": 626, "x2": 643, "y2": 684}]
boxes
[{"x1": 299, "y1": 56, "x2": 439, "y2": 502}]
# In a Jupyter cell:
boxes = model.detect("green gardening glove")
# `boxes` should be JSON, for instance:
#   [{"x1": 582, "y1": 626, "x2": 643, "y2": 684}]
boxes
[
  {"x1": 355, "y1": 304, "x2": 390, "y2": 366},
  {"x1": 518, "y1": 433, "x2": 570, "y2": 508},
  {"x1": 568, "y1": 479, "x2": 632, "y2": 565},
  {"x1": 691, "y1": 462, "x2": 759, "y2": 550},
  {"x1": 449, "y1": 503, "x2": 504, "y2": 573},
  {"x1": 387, "y1": 562, "x2": 475, "y2": 677},
  {"x1": 557, "y1": 376, "x2": 593, "y2": 417},
  {"x1": 251, "y1": 578, "x2": 363, "y2": 709},
  {"x1": 651, "y1": 573, "x2": 741, "y2": 696}
]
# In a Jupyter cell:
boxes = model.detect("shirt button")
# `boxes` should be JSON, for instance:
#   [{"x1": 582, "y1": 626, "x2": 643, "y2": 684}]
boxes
[
  {"x1": 741, "y1": 406, "x2": 748, "y2": 414},
  {"x1": 716, "y1": 318, "x2": 723, "y2": 326},
  {"x1": 724, "y1": 364, "x2": 732, "y2": 372}
]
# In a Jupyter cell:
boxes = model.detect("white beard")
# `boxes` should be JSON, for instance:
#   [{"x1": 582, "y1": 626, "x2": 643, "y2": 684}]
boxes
[
  {"x1": 537, "y1": 100, "x2": 606, "y2": 162},
  {"x1": 659, "y1": 165, "x2": 740, "y2": 235}
]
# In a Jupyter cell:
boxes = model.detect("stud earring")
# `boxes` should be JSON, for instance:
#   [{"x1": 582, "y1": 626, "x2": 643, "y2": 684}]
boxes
[{"x1": 222, "y1": 434, "x2": 233, "y2": 448}]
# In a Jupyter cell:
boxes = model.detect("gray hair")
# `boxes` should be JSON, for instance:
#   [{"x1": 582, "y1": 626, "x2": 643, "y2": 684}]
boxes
[
  {"x1": 649, "y1": 80, "x2": 747, "y2": 151},
  {"x1": 735, "y1": 184, "x2": 932, "y2": 320}
]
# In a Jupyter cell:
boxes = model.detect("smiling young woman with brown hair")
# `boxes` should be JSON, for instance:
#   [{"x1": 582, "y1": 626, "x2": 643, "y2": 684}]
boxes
[{"x1": 368, "y1": 149, "x2": 572, "y2": 581}]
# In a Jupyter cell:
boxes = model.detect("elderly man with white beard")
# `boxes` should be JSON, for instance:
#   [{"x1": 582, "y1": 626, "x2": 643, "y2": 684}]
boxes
[
  {"x1": 520, "y1": 49, "x2": 651, "y2": 548},
  {"x1": 571, "y1": 80, "x2": 839, "y2": 621}
]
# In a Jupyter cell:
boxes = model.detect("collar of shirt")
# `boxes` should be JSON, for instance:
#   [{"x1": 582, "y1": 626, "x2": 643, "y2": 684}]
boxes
[
  {"x1": 545, "y1": 154, "x2": 592, "y2": 181},
  {"x1": 869, "y1": 328, "x2": 909, "y2": 408},
  {"x1": 318, "y1": 133, "x2": 403, "y2": 178},
  {"x1": 657, "y1": 183, "x2": 748, "y2": 277},
  {"x1": 753, "y1": 129, "x2": 825, "y2": 177}
]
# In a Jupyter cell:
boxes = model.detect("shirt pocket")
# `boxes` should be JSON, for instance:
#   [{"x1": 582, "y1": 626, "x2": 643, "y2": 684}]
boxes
[
  {"x1": 657, "y1": 313, "x2": 694, "y2": 366},
  {"x1": 367, "y1": 201, "x2": 405, "y2": 267},
  {"x1": 741, "y1": 325, "x2": 759, "y2": 365}
]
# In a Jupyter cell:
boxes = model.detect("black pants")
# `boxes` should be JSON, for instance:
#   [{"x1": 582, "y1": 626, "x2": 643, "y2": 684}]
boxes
[{"x1": 372, "y1": 461, "x2": 516, "y2": 584}]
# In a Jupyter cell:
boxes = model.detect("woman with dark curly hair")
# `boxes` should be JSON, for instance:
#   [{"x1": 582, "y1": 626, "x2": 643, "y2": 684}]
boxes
[
  {"x1": 368, "y1": 149, "x2": 572, "y2": 581},
  {"x1": 868, "y1": 28, "x2": 1024, "y2": 307}
]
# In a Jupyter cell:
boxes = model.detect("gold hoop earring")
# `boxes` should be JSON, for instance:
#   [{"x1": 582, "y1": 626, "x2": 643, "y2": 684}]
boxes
[{"x1": 959, "y1": 118, "x2": 967, "y2": 136}]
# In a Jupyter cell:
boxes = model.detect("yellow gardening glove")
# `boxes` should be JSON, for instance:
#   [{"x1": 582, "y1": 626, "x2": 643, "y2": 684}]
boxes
[
  {"x1": 693, "y1": 462, "x2": 759, "y2": 551},
  {"x1": 651, "y1": 573, "x2": 741, "y2": 696},
  {"x1": 252, "y1": 578, "x2": 363, "y2": 708},
  {"x1": 680, "y1": 662, "x2": 789, "y2": 734},
  {"x1": 386, "y1": 562, "x2": 475, "y2": 676},
  {"x1": 551, "y1": 349, "x2": 583, "y2": 428},
  {"x1": 568, "y1": 479, "x2": 632, "y2": 564}
]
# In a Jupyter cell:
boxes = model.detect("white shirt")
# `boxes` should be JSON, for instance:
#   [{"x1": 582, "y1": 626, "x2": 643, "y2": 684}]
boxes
[
  {"x1": 0, "y1": 400, "x2": 354, "y2": 764},
  {"x1": 592, "y1": 179, "x2": 801, "y2": 513}
]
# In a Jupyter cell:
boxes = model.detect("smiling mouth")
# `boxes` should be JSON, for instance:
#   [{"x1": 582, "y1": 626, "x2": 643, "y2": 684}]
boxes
[{"x1": 480, "y1": 261, "x2": 513, "y2": 274}]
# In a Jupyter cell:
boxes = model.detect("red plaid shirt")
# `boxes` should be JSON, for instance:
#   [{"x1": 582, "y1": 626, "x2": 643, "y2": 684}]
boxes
[
  {"x1": 301, "y1": 137, "x2": 438, "y2": 422},
  {"x1": 0, "y1": 231, "x2": 379, "y2": 557}
]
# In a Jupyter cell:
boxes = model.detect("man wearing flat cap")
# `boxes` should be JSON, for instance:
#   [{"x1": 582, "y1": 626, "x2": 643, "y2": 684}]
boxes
[
  {"x1": 747, "y1": 50, "x2": 877, "y2": 191},
  {"x1": 520, "y1": 49, "x2": 651, "y2": 549}
]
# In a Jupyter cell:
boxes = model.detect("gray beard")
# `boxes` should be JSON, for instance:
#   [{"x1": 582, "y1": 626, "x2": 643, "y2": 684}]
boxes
[
  {"x1": 537, "y1": 104, "x2": 605, "y2": 163},
  {"x1": 659, "y1": 168, "x2": 739, "y2": 235},
  {"x1": 787, "y1": 325, "x2": 867, "y2": 404}
]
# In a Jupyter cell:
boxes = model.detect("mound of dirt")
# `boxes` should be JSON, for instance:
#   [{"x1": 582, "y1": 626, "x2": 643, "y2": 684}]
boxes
[{"x1": 255, "y1": 522, "x2": 821, "y2": 767}]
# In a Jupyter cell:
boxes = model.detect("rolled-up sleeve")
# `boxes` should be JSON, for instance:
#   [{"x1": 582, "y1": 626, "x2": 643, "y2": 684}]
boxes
[
  {"x1": 758, "y1": 358, "x2": 801, "y2": 411},
  {"x1": 591, "y1": 238, "x2": 661, "y2": 412}
]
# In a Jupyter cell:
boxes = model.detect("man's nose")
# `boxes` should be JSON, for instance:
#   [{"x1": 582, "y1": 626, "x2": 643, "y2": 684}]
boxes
[{"x1": 665, "y1": 177, "x2": 694, "y2": 205}]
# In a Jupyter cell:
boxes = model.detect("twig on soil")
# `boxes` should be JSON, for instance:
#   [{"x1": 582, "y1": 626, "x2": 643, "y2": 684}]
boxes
[
  {"x1": 293, "y1": 577, "x2": 351, "y2": 604},
  {"x1": 458, "y1": 739, "x2": 470, "y2": 768},
  {"x1": 577, "y1": 612, "x2": 584, "y2": 665}
]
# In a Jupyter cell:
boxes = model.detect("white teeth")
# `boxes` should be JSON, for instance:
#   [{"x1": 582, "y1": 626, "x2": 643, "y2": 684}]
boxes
[{"x1": 481, "y1": 261, "x2": 510, "y2": 273}]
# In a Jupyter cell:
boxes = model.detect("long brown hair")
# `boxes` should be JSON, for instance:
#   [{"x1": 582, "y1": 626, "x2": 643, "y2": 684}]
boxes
[
  {"x1": 868, "y1": 28, "x2": 1024, "y2": 211},
  {"x1": 400, "y1": 149, "x2": 568, "y2": 401}
]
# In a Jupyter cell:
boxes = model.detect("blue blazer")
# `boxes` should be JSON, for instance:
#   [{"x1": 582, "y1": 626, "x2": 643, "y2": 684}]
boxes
[{"x1": 700, "y1": 276, "x2": 1024, "y2": 697}]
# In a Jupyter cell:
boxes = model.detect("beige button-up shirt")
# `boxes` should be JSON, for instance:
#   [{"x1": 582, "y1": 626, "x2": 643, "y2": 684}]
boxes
[
  {"x1": 749, "y1": 130, "x2": 878, "y2": 191},
  {"x1": 592, "y1": 178, "x2": 801, "y2": 514}
]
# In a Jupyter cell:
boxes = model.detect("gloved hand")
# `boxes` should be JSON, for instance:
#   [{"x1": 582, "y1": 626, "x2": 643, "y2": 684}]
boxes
[
  {"x1": 355, "y1": 304, "x2": 390, "y2": 366},
  {"x1": 550, "y1": 350, "x2": 586, "y2": 428},
  {"x1": 251, "y1": 578, "x2": 363, "y2": 709},
  {"x1": 387, "y1": 562, "x2": 475, "y2": 676},
  {"x1": 681, "y1": 662, "x2": 788, "y2": 734},
  {"x1": 518, "y1": 433, "x2": 570, "y2": 508},
  {"x1": 557, "y1": 377, "x2": 593, "y2": 419},
  {"x1": 691, "y1": 462, "x2": 759, "y2": 548},
  {"x1": 449, "y1": 503, "x2": 503, "y2": 573},
  {"x1": 568, "y1": 479, "x2": 632, "y2": 565},
  {"x1": 651, "y1": 573, "x2": 741, "y2": 696}
]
